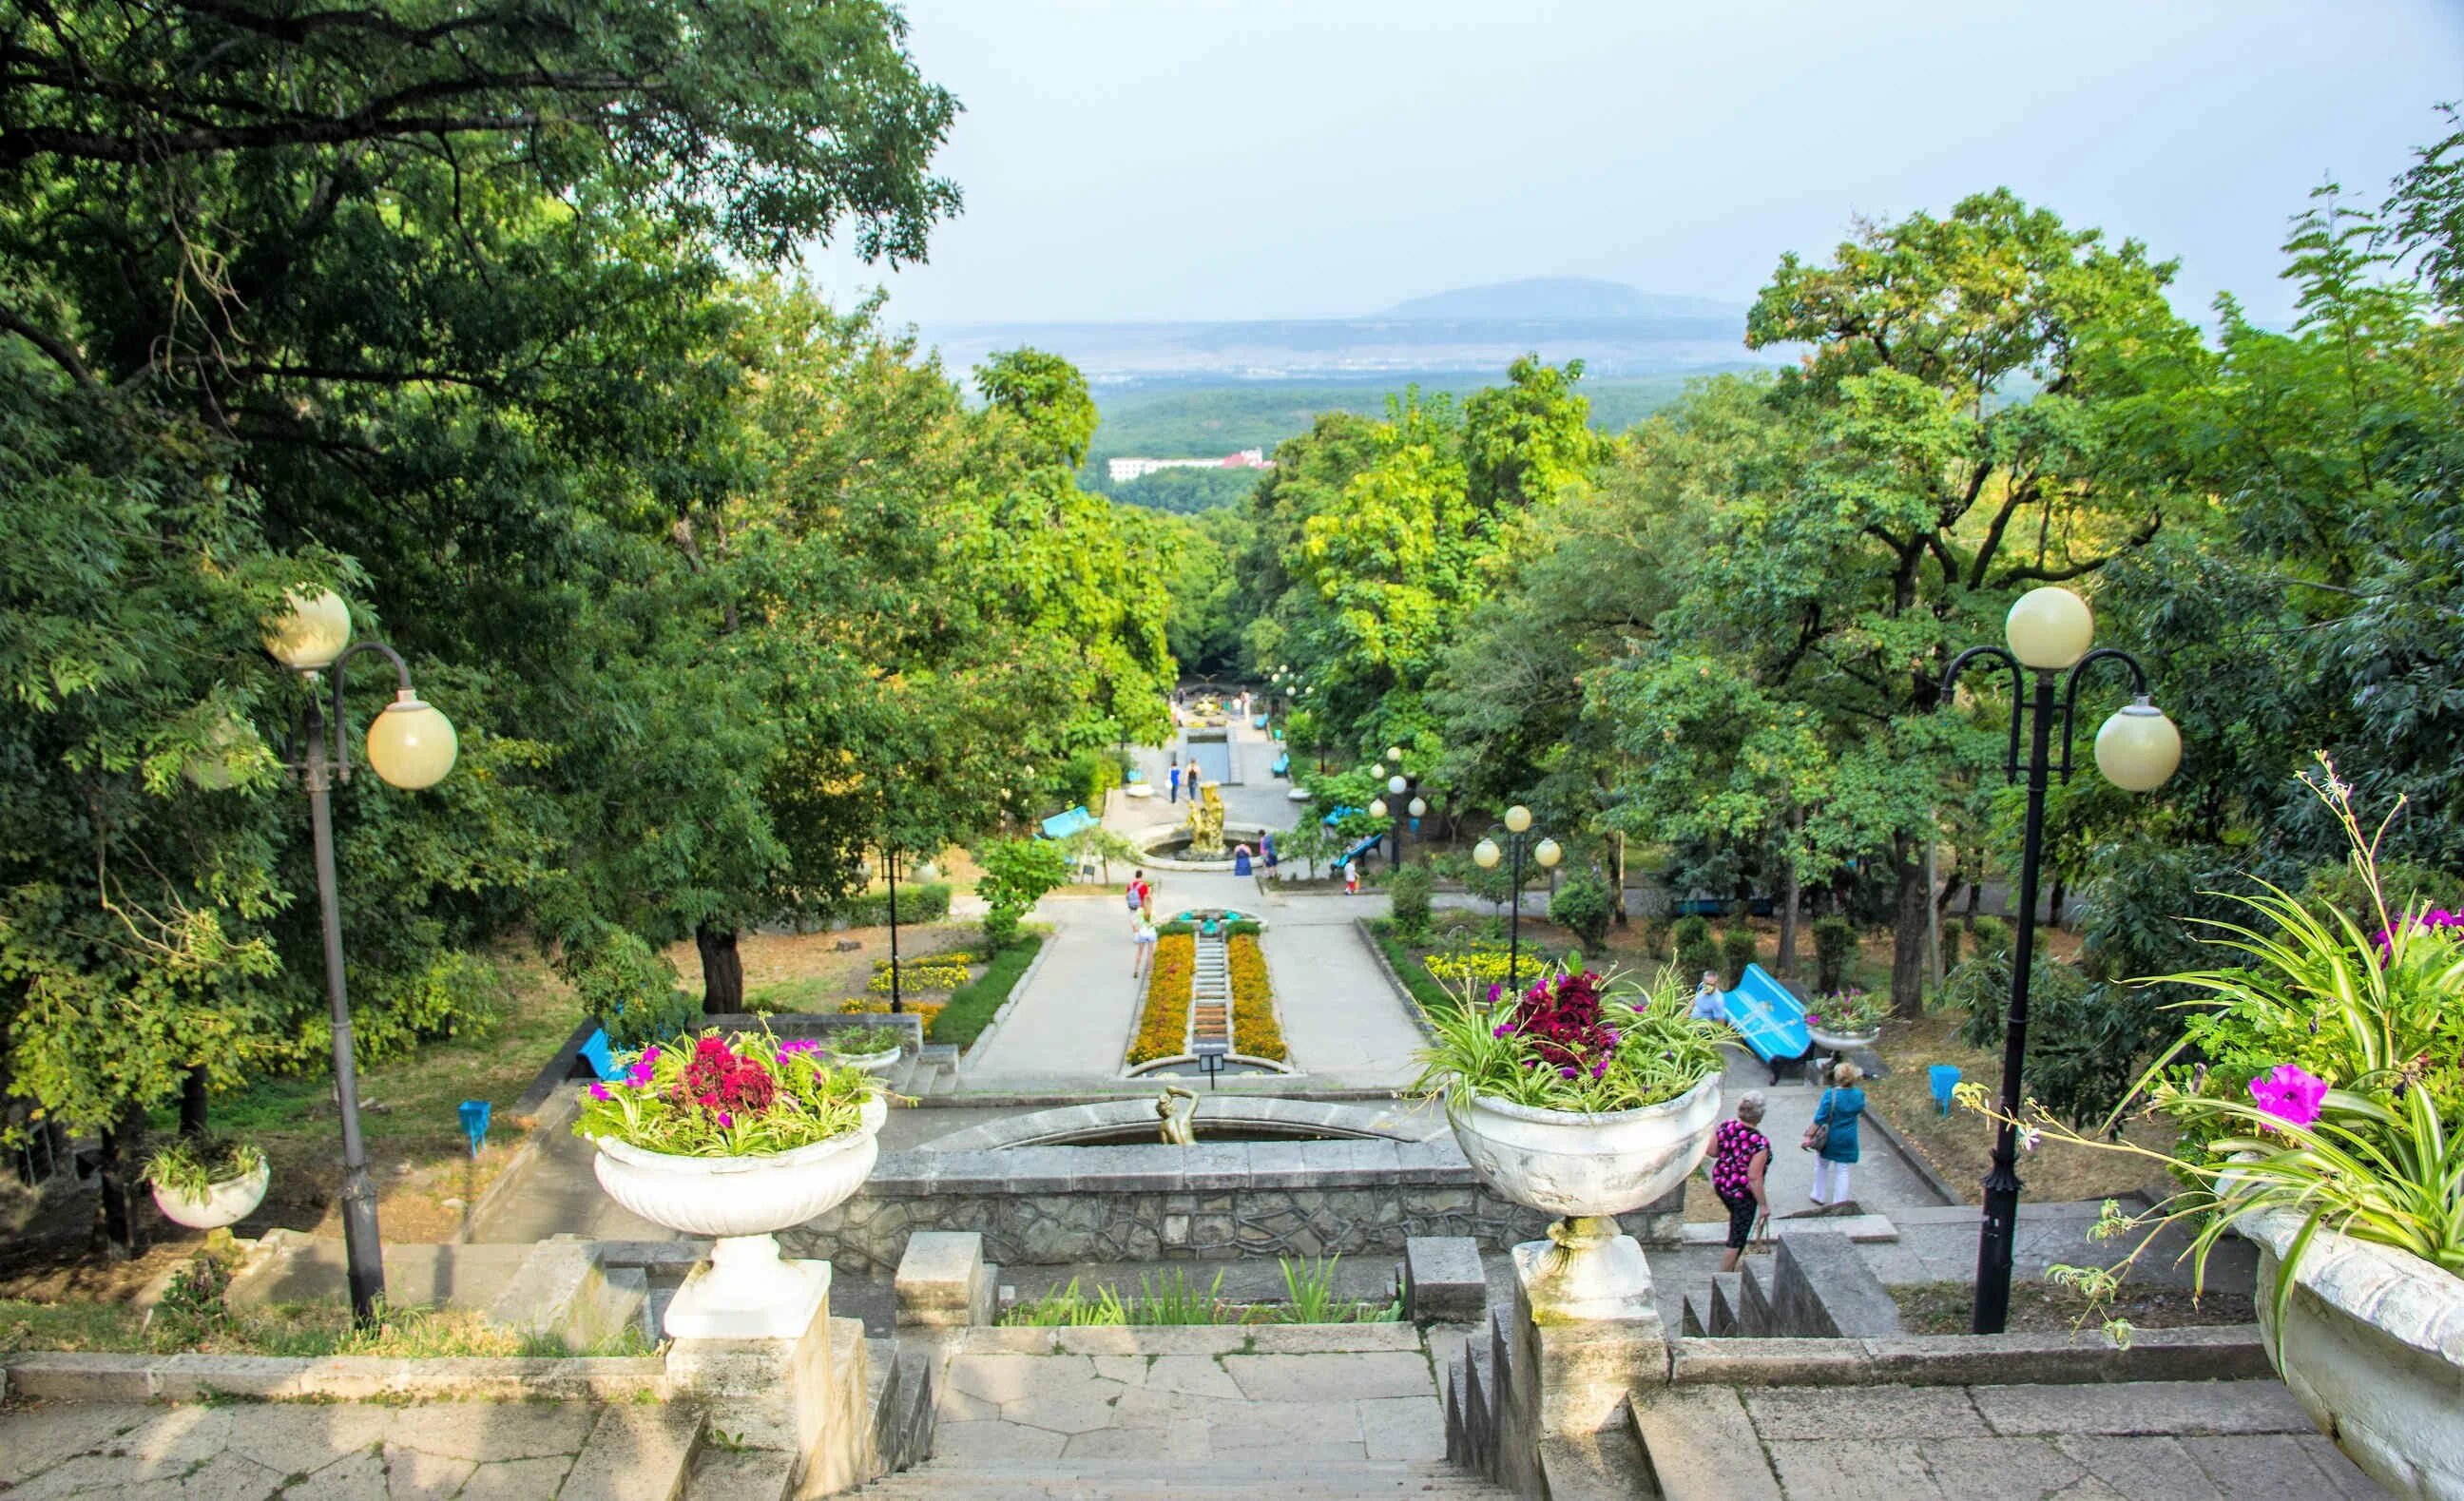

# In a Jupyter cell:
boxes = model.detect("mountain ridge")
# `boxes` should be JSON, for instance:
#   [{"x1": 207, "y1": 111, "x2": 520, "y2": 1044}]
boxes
[{"x1": 1381, "y1": 276, "x2": 1741, "y2": 321}]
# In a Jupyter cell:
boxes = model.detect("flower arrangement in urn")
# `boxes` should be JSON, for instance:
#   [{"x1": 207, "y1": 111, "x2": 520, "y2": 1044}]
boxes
[
  {"x1": 1962, "y1": 764, "x2": 2463, "y2": 1499},
  {"x1": 1806, "y1": 987, "x2": 1888, "y2": 1050},
  {"x1": 1413, "y1": 966, "x2": 1723, "y2": 1248},
  {"x1": 576, "y1": 1030, "x2": 887, "y2": 1337}
]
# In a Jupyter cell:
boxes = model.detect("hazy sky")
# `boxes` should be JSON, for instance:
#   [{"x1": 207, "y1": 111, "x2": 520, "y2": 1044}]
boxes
[{"x1": 804, "y1": 0, "x2": 2464, "y2": 328}]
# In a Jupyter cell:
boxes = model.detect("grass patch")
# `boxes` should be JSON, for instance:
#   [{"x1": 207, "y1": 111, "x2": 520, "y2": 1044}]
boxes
[
  {"x1": 0, "y1": 1296, "x2": 649, "y2": 1358},
  {"x1": 1368, "y1": 921, "x2": 1462, "y2": 1020},
  {"x1": 1862, "y1": 1011, "x2": 2181, "y2": 1206},
  {"x1": 1890, "y1": 1279, "x2": 2254, "y2": 1337},
  {"x1": 998, "y1": 1260, "x2": 1402, "y2": 1327},
  {"x1": 930, "y1": 935, "x2": 1044, "y2": 1050}
]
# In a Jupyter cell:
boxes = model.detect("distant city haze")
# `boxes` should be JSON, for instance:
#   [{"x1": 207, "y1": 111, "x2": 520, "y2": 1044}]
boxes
[{"x1": 804, "y1": 0, "x2": 2464, "y2": 334}]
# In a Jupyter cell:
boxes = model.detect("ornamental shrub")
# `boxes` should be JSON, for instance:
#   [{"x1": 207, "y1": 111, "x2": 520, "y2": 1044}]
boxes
[
  {"x1": 1966, "y1": 914, "x2": 2011, "y2": 960},
  {"x1": 570, "y1": 930, "x2": 698, "y2": 1049},
  {"x1": 1640, "y1": 911, "x2": 1672, "y2": 960},
  {"x1": 1811, "y1": 916, "x2": 1858, "y2": 993},
  {"x1": 1388, "y1": 863, "x2": 1434, "y2": 942},
  {"x1": 1672, "y1": 914, "x2": 1716, "y2": 984},
  {"x1": 977, "y1": 838, "x2": 1069, "y2": 946},
  {"x1": 1550, "y1": 871, "x2": 1613, "y2": 949},
  {"x1": 1719, "y1": 927, "x2": 1759, "y2": 988},
  {"x1": 1939, "y1": 919, "x2": 1963, "y2": 971},
  {"x1": 835, "y1": 881, "x2": 953, "y2": 928}
]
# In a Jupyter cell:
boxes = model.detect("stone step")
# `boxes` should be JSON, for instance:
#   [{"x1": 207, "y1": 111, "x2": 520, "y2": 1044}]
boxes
[
  {"x1": 866, "y1": 1461, "x2": 1509, "y2": 1497},
  {"x1": 686, "y1": 1448, "x2": 797, "y2": 1501},
  {"x1": 561, "y1": 1405, "x2": 703, "y2": 1501}
]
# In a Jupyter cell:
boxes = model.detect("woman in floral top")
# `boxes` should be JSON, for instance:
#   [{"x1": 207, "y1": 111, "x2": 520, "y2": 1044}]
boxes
[{"x1": 1709, "y1": 1092, "x2": 1771, "y2": 1272}]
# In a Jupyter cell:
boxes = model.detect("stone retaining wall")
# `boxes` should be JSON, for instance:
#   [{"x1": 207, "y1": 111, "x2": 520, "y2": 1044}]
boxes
[{"x1": 780, "y1": 1139, "x2": 1685, "y2": 1273}]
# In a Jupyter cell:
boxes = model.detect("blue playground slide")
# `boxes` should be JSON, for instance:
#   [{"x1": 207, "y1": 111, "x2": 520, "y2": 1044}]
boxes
[
  {"x1": 1337, "y1": 833, "x2": 1384, "y2": 870},
  {"x1": 1723, "y1": 963, "x2": 1818, "y2": 1081}
]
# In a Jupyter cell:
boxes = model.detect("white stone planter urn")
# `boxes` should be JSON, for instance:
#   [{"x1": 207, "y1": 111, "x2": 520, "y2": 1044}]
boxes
[
  {"x1": 831, "y1": 1043, "x2": 902, "y2": 1076},
  {"x1": 2236, "y1": 1203, "x2": 2464, "y2": 1499},
  {"x1": 150, "y1": 1159, "x2": 270, "y2": 1234},
  {"x1": 592, "y1": 1095, "x2": 887, "y2": 1339},
  {"x1": 1448, "y1": 1074, "x2": 1722, "y2": 1318},
  {"x1": 1807, "y1": 1024, "x2": 1880, "y2": 1054}
]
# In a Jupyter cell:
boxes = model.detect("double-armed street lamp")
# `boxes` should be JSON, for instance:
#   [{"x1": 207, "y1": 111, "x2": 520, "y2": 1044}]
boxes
[
  {"x1": 262, "y1": 589, "x2": 459, "y2": 1325},
  {"x1": 1473, "y1": 805, "x2": 1561, "y2": 996},
  {"x1": 1940, "y1": 586, "x2": 2181, "y2": 1337}
]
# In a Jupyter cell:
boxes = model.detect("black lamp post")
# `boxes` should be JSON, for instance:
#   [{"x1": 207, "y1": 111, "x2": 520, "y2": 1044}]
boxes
[
  {"x1": 1940, "y1": 586, "x2": 2181, "y2": 1336},
  {"x1": 262, "y1": 589, "x2": 459, "y2": 1325},
  {"x1": 1472, "y1": 806, "x2": 1563, "y2": 996}
]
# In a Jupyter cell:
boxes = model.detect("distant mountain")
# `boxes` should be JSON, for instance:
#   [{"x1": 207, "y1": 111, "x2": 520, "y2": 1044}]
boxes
[{"x1": 1382, "y1": 277, "x2": 1741, "y2": 322}]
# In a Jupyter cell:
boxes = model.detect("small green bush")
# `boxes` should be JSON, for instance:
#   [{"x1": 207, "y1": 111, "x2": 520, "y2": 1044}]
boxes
[
  {"x1": 1672, "y1": 914, "x2": 1717, "y2": 982},
  {"x1": 1719, "y1": 927, "x2": 1759, "y2": 988},
  {"x1": 570, "y1": 930, "x2": 698, "y2": 1048},
  {"x1": 835, "y1": 881, "x2": 953, "y2": 928},
  {"x1": 1939, "y1": 919, "x2": 1963, "y2": 971},
  {"x1": 976, "y1": 838, "x2": 1069, "y2": 946},
  {"x1": 1640, "y1": 909, "x2": 1671, "y2": 960},
  {"x1": 1388, "y1": 863, "x2": 1434, "y2": 942},
  {"x1": 1811, "y1": 916, "x2": 1858, "y2": 993},
  {"x1": 1966, "y1": 914, "x2": 2011, "y2": 959},
  {"x1": 1550, "y1": 871, "x2": 1612, "y2": 949}
]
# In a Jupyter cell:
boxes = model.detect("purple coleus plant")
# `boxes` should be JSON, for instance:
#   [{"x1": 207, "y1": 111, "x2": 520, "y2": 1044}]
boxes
[{"x1": 1492, "y1": 970, "x2": 1621, "y2": 1080}]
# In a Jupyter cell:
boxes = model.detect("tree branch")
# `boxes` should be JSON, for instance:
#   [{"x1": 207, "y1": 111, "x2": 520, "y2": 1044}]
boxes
[{"x1": 0, "y1": 300, "x2": 97, "y2": 388}]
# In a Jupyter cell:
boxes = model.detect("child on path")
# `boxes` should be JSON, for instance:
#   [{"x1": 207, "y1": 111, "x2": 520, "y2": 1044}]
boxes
[{"x1": 1342, "y1": 860, "x2": 1359, "y2": 895}]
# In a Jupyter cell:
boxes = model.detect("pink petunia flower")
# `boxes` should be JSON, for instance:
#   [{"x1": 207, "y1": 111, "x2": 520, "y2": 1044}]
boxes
[
  {"x1": 587, "y1": 1083, "x2": 611, "y2": 1102},
  {"x1": 2248, "y1": 1064, "x2": 2328, "y2": 1128}
]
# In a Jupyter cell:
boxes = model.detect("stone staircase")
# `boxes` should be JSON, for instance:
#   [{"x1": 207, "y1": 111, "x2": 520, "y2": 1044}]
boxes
[
  {"x1": 1190, "y1": 925, "x2": 1233, "y2": 1052},
  {"x1": 863, "y1": 1458, "x2": 1510, "y2": 1497},
  {"x1": 900, "y1": 1042, "x2": 962, "y2": 1096}
]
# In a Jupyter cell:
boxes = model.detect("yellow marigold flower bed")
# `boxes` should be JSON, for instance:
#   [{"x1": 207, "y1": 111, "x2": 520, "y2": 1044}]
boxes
[
  {"x1": 866, "y1": 961, "x2": 970, "y2": 993},
  {"x1": 838, "y1": 997, "x2": 947, "y2": 1038},
  {"x1": 1423, "y1": 949, "x2": 1517, "y2": 987},
  {"x1": 1127, "y1": 933, "x2": 1194, "y2": 1066},
  {"x1": 1226, "y1": 933, "x2": 1285, "y2": 1061}
]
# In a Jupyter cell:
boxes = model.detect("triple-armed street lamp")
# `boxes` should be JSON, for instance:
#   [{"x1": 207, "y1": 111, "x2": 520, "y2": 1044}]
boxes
[
  {"x1": 1940, "y1": 586, "x2": 2181, "y2": 1337},
  {"x1": 261, "y1": 589, "x2": 459, "y2": 1324},
  {"x1": 1473, "y1": 805, "x2": 1561, "y2": 996},
  {"x1": 1365, "y1": 746, "x2": 1428, "y2": 868}
]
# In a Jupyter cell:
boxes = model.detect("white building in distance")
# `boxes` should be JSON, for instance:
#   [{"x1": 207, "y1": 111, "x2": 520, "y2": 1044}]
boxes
[{"x1": 1107, "y1": 448, "x2": 1271, "y2": 484}]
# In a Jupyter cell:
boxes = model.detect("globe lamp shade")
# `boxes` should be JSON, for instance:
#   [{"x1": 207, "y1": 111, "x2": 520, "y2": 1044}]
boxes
[
  {"x1": 1533, "y1": 837, "x2": 1563, "y2": 869},
  {"x1": 1369, "y1": 799, "x2": 1388, "y2": 818},
  {"x1": 263, "y1": 587, "x2": 352, "y2": 670},
  {"x1": 1386, "y1": 746, "x2": 1402, "y2": 762},
  {"x1": 2094, "y1": 698, "x2": 2182, "y2": 792},
  {"x1": 1473, "y1": 837, "x2": 1502, "y2": 870},
  {"x1": 366, "y1": 689, "x2": 457, "y2": 789},
  {"x1": 1387, "y1": 774, "x2": 1408, "y2": 796},
  {"x1": 2005, "y1": 587, "x2": 2094, "y2": 670},
  {"x1": 1407, "y1": 797, "x2": 1426, "y2": 818},
  {"x1": 1504, "y1": 804, "x2": 1532, "y2": 834},
  {"x1": 1370, "y1": 762, "x2": 1385, "y2": 779}
]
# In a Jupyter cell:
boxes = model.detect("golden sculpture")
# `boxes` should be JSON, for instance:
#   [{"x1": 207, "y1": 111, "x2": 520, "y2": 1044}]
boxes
[
  {"x1": 1185, "y1": 779, "x2": 1225, "y2": 856},
  {"x1": 1155, "y1": 1086, "x2": 1199, "y2": 1145}
]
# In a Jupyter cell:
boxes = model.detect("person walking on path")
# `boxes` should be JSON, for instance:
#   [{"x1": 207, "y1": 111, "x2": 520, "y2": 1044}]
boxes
[
  {"x1": 1689, "y1": 970, "x2": 1728, "y2": 1023},
  {"x1": 1805, "y1": 1064, "x2": 1867, "y2": 1206},
  {"x1": 1342, "y1": 859, "x2": 1359, "y2": 895},
  {"x1": 1167, "y1": 759, "x2": 1181, "y2": 803},
  {"x1": 1261, "y1": 831, "x2": 1279, "y2": 877},
  {"x1": 1710, "y1": 1092, "x2": 1773, "y2": 1272},
  {"x1": 1126, "y1": 870, "x2": 1149, "y2": 923},
  {"x1": 1130, "y1": 910, "x2": 1159, "y2": 980}
]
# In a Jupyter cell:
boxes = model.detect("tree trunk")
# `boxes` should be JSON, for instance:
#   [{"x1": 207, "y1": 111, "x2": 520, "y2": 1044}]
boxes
[
  {"x1": 696, "y1": 921, "x2": 744, "y2": 1014},
  {"x1": 180, "y1": 1066, "x2": 210, "y2": 1140},
  {"x1": 2046, "y1": 873, "x2": 2068, "y2": 930},
  {"x1": 1889, "y1": 834, "x2": 1929, "y2": 1018},
  {"x1": 1611, "y1": 833, "x2": 1628, "y2": 926},
  {"x1": 94, "y1": 1100, "x2": 147, "y2": 1261},
  {"x1": 1777, "y1": 857, "x2": 1801, "y2": 976}
]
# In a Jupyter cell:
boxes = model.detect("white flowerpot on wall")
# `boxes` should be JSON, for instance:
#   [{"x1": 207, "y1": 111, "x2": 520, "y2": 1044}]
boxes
[
  {"x1": 833, "y1": 1044, "x2": 902, "y2": 1076},
  {"x1": 1807, "y1": 1026, "x2": 1880, "y2": 1054},
  {"x1": 2237, "y1": 1203, "x2": 2464, "y2": 1500},
  {"x1": 592, "y1": 1095, "x2": 886, "y2": 1338},
  {"x1": 151, "y1": 1160, "x2": 270, "y2": 1233}
]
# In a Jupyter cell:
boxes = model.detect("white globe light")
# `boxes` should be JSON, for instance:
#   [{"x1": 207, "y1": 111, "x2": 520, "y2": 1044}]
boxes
[
  {"x1": 365, "y1": 689, "x2": 458, "y2": 789},
  {"x1": 1407, "y1": 797, "x2": 1426, "y2": 818},
  {"x1": 1370, "y1": 762, "x2": 1385, "y2": 779},
  {"x1": 2094, "y1": 698, "x2": 2183, "y2": 792},
  {"x1": 1388, "y1": 774, "x2": 1407, "y2": 796},
  {"x1": 2005, "y1": 587, "x2": 2094, "y2": 670},
  {"x1": 1533, "y1": 837, "x2": 1563, "y2": 869},
  {"x1": 1505, "y1": 805, "x2": 1532, "y2": 834},
  {"x1": 263, "y1": 587, "x2": 352, "y2": 670},
  {"x1": 1369, "y1": 799, "x2": 1388, "y2": 818},
  {"x1": 1386, "y1": 746, "x2": 1402, "y2": 762},
  {"x1": 1473, "y1": 837, "x2": 1502, "y2": 869}
]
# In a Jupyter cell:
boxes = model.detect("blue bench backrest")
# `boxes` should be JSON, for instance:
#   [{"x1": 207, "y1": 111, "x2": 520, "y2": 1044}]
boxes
[{"x1": 579, "y1": 1028, "x2": 624, "y2": 1083}]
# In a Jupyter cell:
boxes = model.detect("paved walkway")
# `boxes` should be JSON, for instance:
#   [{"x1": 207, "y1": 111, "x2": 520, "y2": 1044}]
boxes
[{"x1": 0, "y1": 1399, "x2": 696, "y2": 1500}]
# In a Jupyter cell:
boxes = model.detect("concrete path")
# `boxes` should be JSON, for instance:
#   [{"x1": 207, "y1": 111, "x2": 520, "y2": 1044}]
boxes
[
  {"x1": 0, "y1": 1398, "x2": 697, "y2": 1500},
  {"x1": 1635, "y1": 1378, "x2": 2377, "y2": 1500}
]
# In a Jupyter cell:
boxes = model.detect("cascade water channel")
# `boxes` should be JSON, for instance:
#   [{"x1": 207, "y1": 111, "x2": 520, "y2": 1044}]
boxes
[{"x1": 1188, "y1": 923, "x2": 1232, "y2": 1052}]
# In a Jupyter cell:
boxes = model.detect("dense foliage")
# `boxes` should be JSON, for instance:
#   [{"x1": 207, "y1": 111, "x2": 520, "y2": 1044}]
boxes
[{"x1": 0, "y1": 0, "x2": 1175, "y2": 1251}]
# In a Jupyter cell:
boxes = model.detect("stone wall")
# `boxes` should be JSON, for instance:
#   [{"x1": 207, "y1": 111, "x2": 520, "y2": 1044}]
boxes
[{"x1": 780, "y1": 1139, "x2": 1685, "y2": 1274}]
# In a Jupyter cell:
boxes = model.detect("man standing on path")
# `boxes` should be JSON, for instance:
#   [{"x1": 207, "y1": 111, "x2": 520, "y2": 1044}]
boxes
[{"x1": 1168, "y1": 758, "x2": 1181, "y2": 803}]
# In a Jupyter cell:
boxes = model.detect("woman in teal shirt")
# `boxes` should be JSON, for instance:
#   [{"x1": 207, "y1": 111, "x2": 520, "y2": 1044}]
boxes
[{"x1": 1807, "y1": 1063, "x2": 1865, "y2": 1206}]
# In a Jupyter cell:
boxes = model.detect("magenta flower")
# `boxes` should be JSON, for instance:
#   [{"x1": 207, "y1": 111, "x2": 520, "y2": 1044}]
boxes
[
  {"x1": 2249, "y1": 1064, "x2": 2328, "y2": 1127},
  {"x1": 717, "y1": 1111, "x2": 734, "y2": 1127},
  {"x1": 1492, "y1": 1023, "x2": 1515, "y2": 1038},
  {"x1": 587, "y1": 1082, "x2": 611, "y2": 1102},
  {"x1": 625, "y1": 1062, "x2": 655, "y2": 1087}
]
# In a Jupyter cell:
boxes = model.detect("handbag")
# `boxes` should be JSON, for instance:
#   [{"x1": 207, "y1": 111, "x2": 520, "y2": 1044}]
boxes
[{"x1": 1802, "y1": 1089, "x2": 1834, "y2": 1153}]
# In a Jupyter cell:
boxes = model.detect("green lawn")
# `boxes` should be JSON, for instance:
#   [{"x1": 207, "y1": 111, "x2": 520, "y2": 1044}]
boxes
[{"x1": 930, "y1": 935, "x2": 1044, "y2": 1049}]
